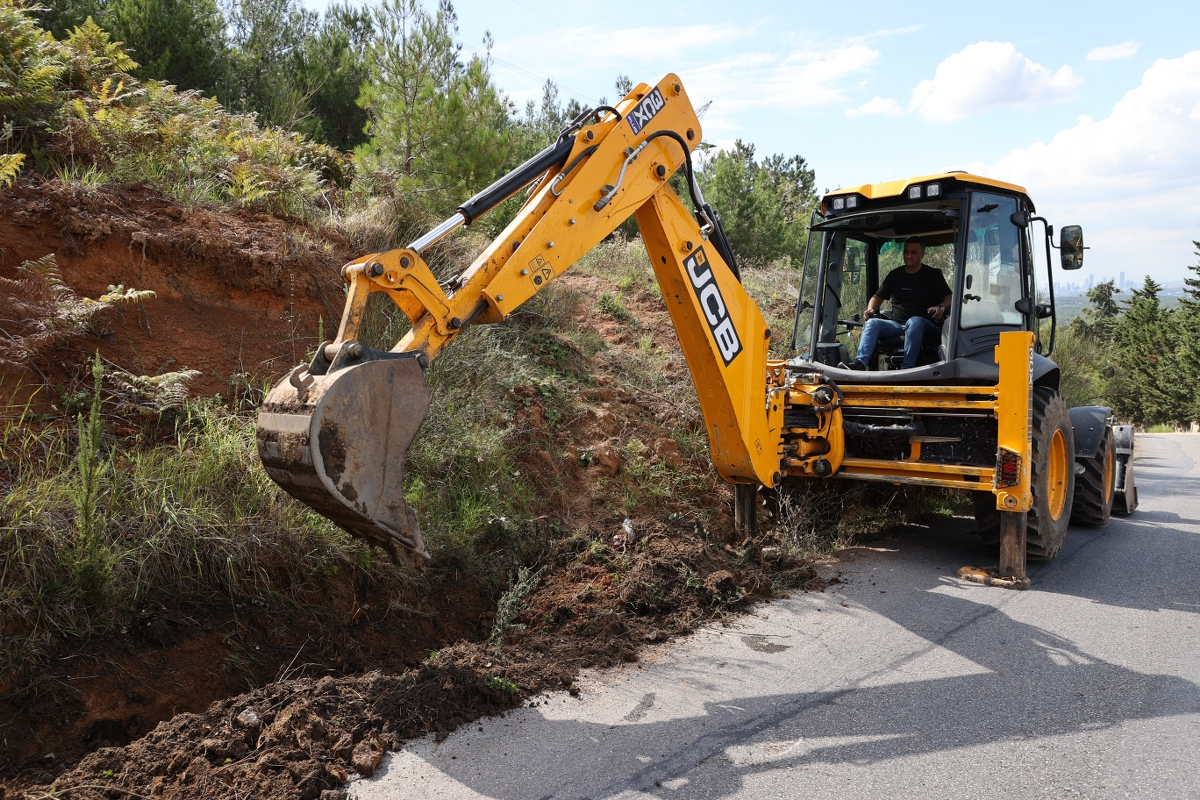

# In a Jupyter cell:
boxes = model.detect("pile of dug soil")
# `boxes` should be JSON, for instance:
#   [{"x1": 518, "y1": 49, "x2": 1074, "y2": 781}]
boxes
[{"x1": 8, "y1": 529, "x2": 817, "y2": 800}]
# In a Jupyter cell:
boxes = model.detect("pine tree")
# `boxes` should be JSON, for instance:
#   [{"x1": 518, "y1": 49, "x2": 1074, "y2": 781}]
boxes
[
  {"x1": 103, "y1": 0, "x2": 228, "y2": 98},
  {"x1": 695, "y1": 140, "x2": 817, "y2": 267},
  {"x1": 1170, "y1": 243, "x2": 1200, "y2": 424},
  {"x1": 225, "y1": 0, "x2": 318, "y2": 129},
  {"x1": 293, "y1": 2, "x2": 372, "y2": 150},
  {"x1": 1070, "y1": 279, "x2": 1121, "y2": 338},
  {"x1": 356, "y1": 0, "x2": 511, "y2": 213},
  {"x1": 34, "y1": 0, "x2": 106, "y2": 40},
  {"x1": 1111, "y1": 276, "x2": 1185, "y2": 424}
]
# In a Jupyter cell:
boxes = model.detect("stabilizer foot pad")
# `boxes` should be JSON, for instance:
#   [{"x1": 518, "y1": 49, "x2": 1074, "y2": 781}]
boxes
[{"x1": 956, "y1": 565, "x2": 1030, "y2": 590}]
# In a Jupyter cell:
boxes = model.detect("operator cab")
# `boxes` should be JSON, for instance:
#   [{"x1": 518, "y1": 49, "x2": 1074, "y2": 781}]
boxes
[{"x1": 789, "y1": 172, "x2": 1063, "y2": 385}]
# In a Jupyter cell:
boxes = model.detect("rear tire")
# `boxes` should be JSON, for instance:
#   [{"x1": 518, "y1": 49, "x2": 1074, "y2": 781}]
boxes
[
  {"x1": 1070, "y1": 426, "x2": 1115, "y2": 526},
  {"x1": 1027, "y1": 389, "x2": 1074, "y2": 560}
]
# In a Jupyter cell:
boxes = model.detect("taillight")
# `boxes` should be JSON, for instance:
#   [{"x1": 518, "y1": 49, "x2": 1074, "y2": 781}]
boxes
[{"x1": 995, "y1": 447, "x2": 1022, "y2": 488}]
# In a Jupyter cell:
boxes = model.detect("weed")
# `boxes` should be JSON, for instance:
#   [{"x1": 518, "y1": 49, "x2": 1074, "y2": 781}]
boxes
[
  {"x1": 598, "y1": 292, "x2": 633, "y2": 323},
  {"x1": 0, "y1": 396, "x2": 392, "y2": 672},
  {"x1": 489, "y1": 564, "x2": 546, "y2": 650},
  {"x1": 65, "y1": 353, "x2": 115, "y2": 609},
  {"x1": 484, "y1": 674, "x2": 519, "y2": 694},
  {"x1": 0, "y1": 255, "x2": 155, "y2": 368}
]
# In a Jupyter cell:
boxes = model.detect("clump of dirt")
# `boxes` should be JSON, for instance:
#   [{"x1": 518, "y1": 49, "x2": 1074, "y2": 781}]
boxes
[{"x1": 0, "y1": 571, "x2": 490, "y2": 788}]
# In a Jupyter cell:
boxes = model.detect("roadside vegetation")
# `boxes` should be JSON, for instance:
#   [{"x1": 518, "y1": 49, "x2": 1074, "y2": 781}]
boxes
[
  {"x1": 1, "y1": 0, "x2": 834, "y2": 662},
  {"x1": 1053, "y1": 261, "x2": 1200, "y2": 428}
]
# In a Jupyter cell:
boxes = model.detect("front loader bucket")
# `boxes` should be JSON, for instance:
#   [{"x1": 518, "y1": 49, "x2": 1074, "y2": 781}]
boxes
[{"x1": 256, "y1": 356, "x2": 432, "y2": 563}]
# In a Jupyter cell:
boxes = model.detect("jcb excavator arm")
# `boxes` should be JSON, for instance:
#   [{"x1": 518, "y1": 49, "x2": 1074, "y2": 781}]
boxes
[{"x1": 256, "y1": 74, "x2": 785, "y2": 563}]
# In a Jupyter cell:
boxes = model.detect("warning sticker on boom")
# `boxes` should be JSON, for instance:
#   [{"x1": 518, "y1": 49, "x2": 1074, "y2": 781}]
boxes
[
  {"x1": 684, "y1": 247, "x2": 742, "y2": 366},
  {"x1": 527, "y1": 254, "x2": 554, "y2": 287}
]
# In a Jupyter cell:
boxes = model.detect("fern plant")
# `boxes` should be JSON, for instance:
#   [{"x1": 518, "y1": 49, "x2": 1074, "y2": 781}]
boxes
[
  {"x1": 0, "y1": 254, "x2": 156, "y2": 366},
  {"x1": 0, "y1": 151, "x2": 22, "y2": 187}
]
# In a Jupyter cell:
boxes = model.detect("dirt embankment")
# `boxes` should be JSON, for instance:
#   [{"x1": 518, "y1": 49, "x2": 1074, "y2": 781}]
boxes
[{"x1": 1, "y1": 178, "x2": 348, "y2": 397}]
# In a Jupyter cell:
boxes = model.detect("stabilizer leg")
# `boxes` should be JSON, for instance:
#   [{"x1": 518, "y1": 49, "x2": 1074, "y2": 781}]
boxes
[
  {"x1": 958, "y1": 510, "x2": 1031, "y2": 590},
  {"x1": 735, "y1": 484, "x2": 757, "y2": 541}
]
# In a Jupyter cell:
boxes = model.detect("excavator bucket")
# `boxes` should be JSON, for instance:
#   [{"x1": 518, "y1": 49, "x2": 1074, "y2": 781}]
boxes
[{"x1": 256, "y1": 355, "x2": 432, "y2": 564}]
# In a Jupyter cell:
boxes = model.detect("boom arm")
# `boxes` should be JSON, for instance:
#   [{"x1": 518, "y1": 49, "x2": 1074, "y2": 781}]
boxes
[{"x1": 257, "y1": 75, "x2": 784, "y2": 562}]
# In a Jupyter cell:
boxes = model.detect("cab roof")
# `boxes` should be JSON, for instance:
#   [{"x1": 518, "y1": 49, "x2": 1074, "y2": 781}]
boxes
[{"x1": 824, "y1": 171, "x2": 1034, "y2": 210}]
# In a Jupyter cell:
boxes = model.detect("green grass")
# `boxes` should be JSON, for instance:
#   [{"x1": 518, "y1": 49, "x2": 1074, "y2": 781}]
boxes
[{"x1": 0, "y1": 388, "x2": 386, "y2": 670}]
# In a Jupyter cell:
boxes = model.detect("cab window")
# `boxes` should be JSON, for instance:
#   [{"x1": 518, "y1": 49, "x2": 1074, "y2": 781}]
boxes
[{"x1": 962, "y1": 193, "x2": 1022, "y2": 328}]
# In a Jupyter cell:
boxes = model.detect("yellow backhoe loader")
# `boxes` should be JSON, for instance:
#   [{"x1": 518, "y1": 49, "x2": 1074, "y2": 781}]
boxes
[{"x1": 256, "y1": 74, "x2": 1135, "y2": 586}]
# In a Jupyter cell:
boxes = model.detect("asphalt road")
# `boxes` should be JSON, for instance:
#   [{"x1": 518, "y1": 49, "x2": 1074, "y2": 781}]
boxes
[{"x1": 351, "y1": 434, "x2": 1200, "y2": 799}]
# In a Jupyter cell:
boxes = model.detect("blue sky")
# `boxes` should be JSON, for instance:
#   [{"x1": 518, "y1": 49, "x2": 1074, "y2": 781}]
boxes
[{"x1": 305, "y1": 0, "x2": 1200, "y2": 287}]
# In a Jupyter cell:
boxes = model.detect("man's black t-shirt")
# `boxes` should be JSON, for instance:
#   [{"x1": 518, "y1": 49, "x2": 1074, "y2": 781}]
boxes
[{"x1": 876, "y1": 264, "x2": 952, "y2": 324}]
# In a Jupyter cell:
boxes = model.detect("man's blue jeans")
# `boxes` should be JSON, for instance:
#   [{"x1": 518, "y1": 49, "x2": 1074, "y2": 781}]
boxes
[{"x1": 856, "y1": 316, "x2": 938, "y2": 369}]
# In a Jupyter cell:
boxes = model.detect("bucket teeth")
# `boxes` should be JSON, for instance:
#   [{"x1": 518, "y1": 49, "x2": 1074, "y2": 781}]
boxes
[{"x1": 256, "y1": 357, "x2": 432, "y2": 565}]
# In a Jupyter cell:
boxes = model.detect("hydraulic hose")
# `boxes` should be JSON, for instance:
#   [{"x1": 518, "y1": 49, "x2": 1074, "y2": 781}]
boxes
[{"x1": 640, "y1": 129, "x2": 742, "y2": 282}]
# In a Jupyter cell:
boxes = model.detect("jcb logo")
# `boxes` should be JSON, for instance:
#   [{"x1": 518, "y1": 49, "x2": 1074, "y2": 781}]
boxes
[
  {"x1": 628, "y1": 88, "x2": 666, "y2": 135},
  {"x1": 685, "y1": 247, "x2": 742, "y2": 366}
]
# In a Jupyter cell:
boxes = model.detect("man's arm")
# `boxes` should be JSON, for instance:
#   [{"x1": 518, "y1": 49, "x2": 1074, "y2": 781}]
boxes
[
  {"x1": 926, "y1": 293, "x2": 952, "y2": 321},
  {"x1": 925, "y1": 270, "x2": 953, "y2": 321},
  {"x1": 867, "y1": 270, "x2": 894, "y2": 317}
]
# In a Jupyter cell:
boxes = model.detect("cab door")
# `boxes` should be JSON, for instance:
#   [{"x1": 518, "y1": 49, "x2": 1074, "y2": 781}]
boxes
[{"x1": 957, "y1": 192, "x2": 1027, "y2": 358}]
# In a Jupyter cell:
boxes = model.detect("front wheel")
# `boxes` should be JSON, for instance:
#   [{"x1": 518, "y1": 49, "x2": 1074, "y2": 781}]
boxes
[{"x1": 1027, "y1": 389, "x2": 1075, "y2": 559}]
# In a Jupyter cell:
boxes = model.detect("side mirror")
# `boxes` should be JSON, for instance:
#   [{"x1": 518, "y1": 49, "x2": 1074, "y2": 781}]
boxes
[{"x1": 1060, "y1": 225, "x2": 1084, "y2": 270}]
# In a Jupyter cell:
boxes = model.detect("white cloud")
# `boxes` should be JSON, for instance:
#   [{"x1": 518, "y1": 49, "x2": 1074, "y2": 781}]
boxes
[
  {"x1": 962, "y1": 52, "x2": 1200, "y2": 284},
  {"x1": 494, "y1": 23, "x2": 880, "y2": 118},
  {"x1": 494, "y1": 23, "x2": 757, "y2": 74},
  {"x1": 909, "y1": 41, "x2": 1080, "y2": 122},
  {"x1": 1087, "y1": 41, "x2": 1139, "y2": 62},
  {"x1": 846, "y1": 97, "x2": 903, "y2": 117},
  {"x1": 681, "y1": 44, "x2": 881, "y2": 113}
]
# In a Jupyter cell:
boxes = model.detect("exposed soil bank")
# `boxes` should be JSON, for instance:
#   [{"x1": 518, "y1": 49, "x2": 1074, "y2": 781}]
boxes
[{"x1": 1, "y1": 178, "x2": 346, "y2": 397}]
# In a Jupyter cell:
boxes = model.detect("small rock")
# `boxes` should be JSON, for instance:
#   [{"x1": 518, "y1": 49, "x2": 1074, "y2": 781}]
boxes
[{"x1": 235, "y1": 709, "x2": 261, "y2": 729}]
